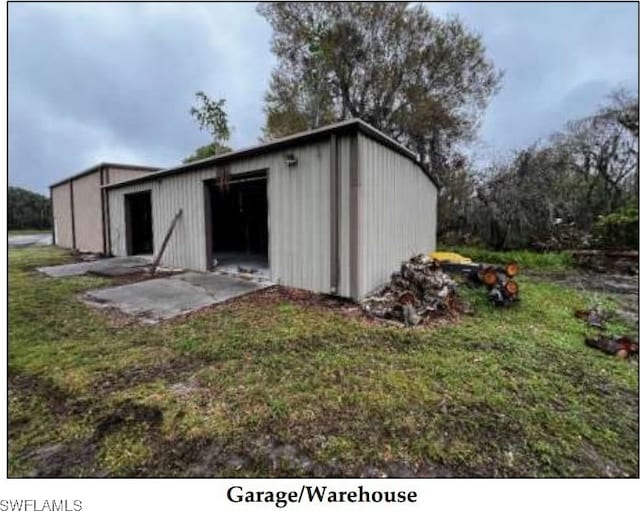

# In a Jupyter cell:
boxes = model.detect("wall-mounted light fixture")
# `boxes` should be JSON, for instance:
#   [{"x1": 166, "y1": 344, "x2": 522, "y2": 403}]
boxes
[{"x1": 284, "y1": 154, "x2": 298, "y2": 168}]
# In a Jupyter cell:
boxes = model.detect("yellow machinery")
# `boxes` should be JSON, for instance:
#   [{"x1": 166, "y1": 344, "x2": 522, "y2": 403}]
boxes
[{"x1": 429, "y1": 251, "x2": 473, "y2": 264}]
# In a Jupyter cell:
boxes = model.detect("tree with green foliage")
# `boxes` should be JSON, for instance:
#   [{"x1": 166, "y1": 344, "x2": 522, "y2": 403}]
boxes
[
  {"x1": 184, "y1": 91, "x2": 233, "y2": 163},
  {"x1": 257, "y1": 2, "x2": 502, "y2": 176},
  {"x1": 8, "y1": 186, "x2": 52, "y2": 230},
  {"x1": 183, "y1": 141, "x2": 233, "y2": 164},
  {"x1": 468, "y1": 90, "x2": 639, "y2": 250}
]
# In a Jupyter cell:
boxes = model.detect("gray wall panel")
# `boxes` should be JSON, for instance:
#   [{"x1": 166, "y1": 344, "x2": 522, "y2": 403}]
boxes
[{"x1": 358, "y1": 133, "x2": 437, "y2": 298}]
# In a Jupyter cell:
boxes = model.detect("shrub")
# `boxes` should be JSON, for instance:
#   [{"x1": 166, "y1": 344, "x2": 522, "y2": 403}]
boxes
[{"x1": 593, "y1": 204, "x2": 638, "y2": 249}]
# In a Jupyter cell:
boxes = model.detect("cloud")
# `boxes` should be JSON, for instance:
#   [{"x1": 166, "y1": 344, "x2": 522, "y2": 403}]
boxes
[
  {"x1": 9, "y1": 2, "x2": 274, "y2": 193},
  {"x1": 8, "y1": 2, "x2": 638, "y2": 194},
  {"x1": 434, "y1": 2, "x2": 638, "y2": 160}
]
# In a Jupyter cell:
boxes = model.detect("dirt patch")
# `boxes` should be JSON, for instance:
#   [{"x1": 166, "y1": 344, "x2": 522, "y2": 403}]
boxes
[
  {"x1": 93, "y1": 401, "x2": 163, "y2": 440},
  {"x1": 8, "y1": 372, "x2": 93, "y2": 418},
  {"x1": 164, "y1": 285, "x2": 370, "y2": 324},
  {"x1": 141, "y1": 432, "x2": 450, "y2": 477},
  {"x1": 21, "y1": 438, "x2": 101, "y2": 477},
  {"x1": 576, "y1": 442, "x2": 631, "y2": 477},
  {"x1": 544, "y1": 271, "x2": 638, "y2": 295},
  {"x1": 16, "y1": 400, "x2": 164, "y2": 477},
  {"x1": 92, "y1": 356, "x2": 207, "y2": 393}
]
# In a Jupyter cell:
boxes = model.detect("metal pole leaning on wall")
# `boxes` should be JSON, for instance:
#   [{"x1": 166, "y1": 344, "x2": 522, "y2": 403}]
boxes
[{"x1": 150, "y1": 208, "x2": 183, "y2": 275}]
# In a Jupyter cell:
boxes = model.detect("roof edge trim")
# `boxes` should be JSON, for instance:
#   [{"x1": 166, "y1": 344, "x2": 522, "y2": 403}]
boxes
[
  {"x1": 103, "y1": 119, "x2": 439, "y2": 190},
  {"x1": 50, "y1": 162, "x2": 161, "y2": 189}
]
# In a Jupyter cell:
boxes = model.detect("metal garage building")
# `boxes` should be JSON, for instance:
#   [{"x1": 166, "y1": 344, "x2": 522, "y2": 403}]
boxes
[
  {"x1": 50, "y1": 163, "x2": 159, "y2": 253},
  {"x1": 105, "y1": 119, "x2": 438, "y2": 300}
]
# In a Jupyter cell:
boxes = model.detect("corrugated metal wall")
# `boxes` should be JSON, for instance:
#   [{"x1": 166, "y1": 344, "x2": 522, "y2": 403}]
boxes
[
  {"x1": 51, "y1": 182, "x2": 73, "y2": 248},
  {"x1": 358, "y1": 133, "x2": 438, "y2": 298},
  {"x1": 107, "y1": 131, "x2": 437, "y2": 298},
  {"x1": 108, "y1": 140, "x2": 333, "y2": 293},
  {"x1": 50, "y1": 166, "x2": 156, "y2": 253},
  {"x1": 72, "y1": 171, "x2": 103, "y2": 253},
  {"x1": 107, "y1": 167, "x2": 155, "y2": 185}
]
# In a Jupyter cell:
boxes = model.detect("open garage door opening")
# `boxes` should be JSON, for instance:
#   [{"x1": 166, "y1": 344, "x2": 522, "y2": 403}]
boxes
[
  {"x1": 205, "y1": 170, "x2": 269, "y2": 277},
  {"x1": 125, "y1": 191, "x2": 154, "y2": 255}
]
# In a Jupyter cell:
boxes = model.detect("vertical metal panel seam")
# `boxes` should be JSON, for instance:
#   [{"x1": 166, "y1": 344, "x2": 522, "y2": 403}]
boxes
[
  {"x1": 105, "y1": 168, "x2": 112, "y2": 255},
  {"x1": 335, "y1": 139, "x2": 341, "y2": 291},
  {"x1": 100, "y1": 167, "x2": 106, "y2": 254},
  {"x1": 329, "y1": 134, "x2": 339, "y2": 293},
  {"x1": 349, "y1": 134, "x2": 360, "y2": 300},
  {"x1": 69, "y1": 180, "x2": 76, "y2": 250},
  {"x1": 49, "y1": 186, "x2": 56, "y2": 246},
  {"x1": 203, "y1": 179, "x2": 213, "y2": 270}
]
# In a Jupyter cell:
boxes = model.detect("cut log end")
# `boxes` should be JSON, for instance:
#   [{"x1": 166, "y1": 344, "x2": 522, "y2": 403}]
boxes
[
  {"x1": 480, "y1": 269, "x2": 498, "y2": 286},
  {"x1": 504, "y1": 280, "x2": 519, "y2": 297},
  {"x1": 505, "y1": 262, "x2": 519, "y2": 277}
]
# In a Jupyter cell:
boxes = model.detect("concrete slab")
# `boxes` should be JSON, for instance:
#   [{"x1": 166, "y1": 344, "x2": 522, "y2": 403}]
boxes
[
  {"x1": 82, "y1": 272, "x2": 273, "y2": 322},
  {"x1": 9, "y1": 233, "x2": 53, "y2": 247},
  {"x1": 214, "y1": 262, "x2": 271, "y2": 281},
  {"x1": 88, "y1": 266, "x2": 147, "y2": 277},
  {"x1": 38, "y1": 256, "x2": 152, "y2": 277}
]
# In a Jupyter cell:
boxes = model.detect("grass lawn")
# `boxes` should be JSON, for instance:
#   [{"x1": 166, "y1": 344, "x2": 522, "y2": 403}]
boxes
[
  {"x1": 8, "y1": 246, "x2": 638, "y2": 477},
  {"x1": 9, "y1": 229, "x2": 52, "y2": 235}
]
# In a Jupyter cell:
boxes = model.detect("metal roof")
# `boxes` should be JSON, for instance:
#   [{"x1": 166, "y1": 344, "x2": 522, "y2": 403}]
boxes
[
  {"x1": 50, "y1": 162, "x2": 161, "y2": 189},
  {"x1": 103, "y1": 119, "x2": 439, "y2": 190}
]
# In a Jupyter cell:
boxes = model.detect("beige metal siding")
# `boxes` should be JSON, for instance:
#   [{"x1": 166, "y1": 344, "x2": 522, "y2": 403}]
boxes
[
  {"x1": 358, "y1": 133, "x2": 437, "y2": 298},
  {"x1": 50, "y1": 166, "x2": 156, "y2": 254},
  {"x1": 51, "y1": 182, "x2": 73, "y2": 248},
  {"x1": 107, "y1": 167, "x2": 155, "y2": 185},
  {"x1": 108, "y1": 141, "x2": 332, "y2": 293},
  {"x1": 72, "y1": 171, "x2": 104, "y2": 253}
]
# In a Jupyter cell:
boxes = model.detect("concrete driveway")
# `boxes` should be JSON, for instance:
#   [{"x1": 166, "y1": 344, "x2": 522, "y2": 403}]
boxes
[
  {"x1": 82, "y1": 272, "x2": 273, "y2": 322},
  {"x1": 9, "y1": 233, "x2": 53, "y2": 247}
]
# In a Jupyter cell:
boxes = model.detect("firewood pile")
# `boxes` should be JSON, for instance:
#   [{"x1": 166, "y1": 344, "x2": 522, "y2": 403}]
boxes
[
  {"x1": 361, "y1": 254, "x2": 464, "y2": 326},
  {"x1": 466, "y1": 262, "x2": 520, "y2": 306},
  {"x1": 361, "y1": 254, "x2": 522, "y2": 327}
]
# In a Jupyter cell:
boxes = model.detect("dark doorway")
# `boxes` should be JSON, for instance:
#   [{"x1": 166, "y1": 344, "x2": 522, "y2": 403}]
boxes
[
  {"x1": 204, "y1": 170, "x2": 268, "y2": 270},
  {"x1": 125, "y1": 191, "x2": 153, "y2": 255}
]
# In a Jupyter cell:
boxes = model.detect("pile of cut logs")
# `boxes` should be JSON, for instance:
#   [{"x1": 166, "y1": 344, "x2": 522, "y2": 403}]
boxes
[
  {"x1": 361, "y1": 255, "x2": 521, "y2": 327},
  {"x1": 463, "y1": 262, "x2": 520, "y2": 306},
  {"x1": 361, "y1": 254, "x2": 464, "y2": 326}
]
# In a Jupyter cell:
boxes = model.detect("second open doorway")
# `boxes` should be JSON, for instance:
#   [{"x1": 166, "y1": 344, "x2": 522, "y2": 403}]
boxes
[{"x1": 204, "y1": 170, "x2": 269, "y2": 278}]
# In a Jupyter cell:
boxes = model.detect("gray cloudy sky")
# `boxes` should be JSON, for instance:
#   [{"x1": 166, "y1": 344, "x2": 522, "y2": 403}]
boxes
[{"x1": 9, "y1": 2, "x2": 638, "y2": 194}]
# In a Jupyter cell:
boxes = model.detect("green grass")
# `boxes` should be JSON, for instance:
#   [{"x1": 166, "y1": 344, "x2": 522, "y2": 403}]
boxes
[
  {"x1": 439, "y1": 245, "x2": 574, "y2": 271},
  {"x1": 9, "y1": 229, "x2": 51, "y2": 235},
  {"x1": 8, "y1": 246, "x2": 638, "y2": 477}
]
